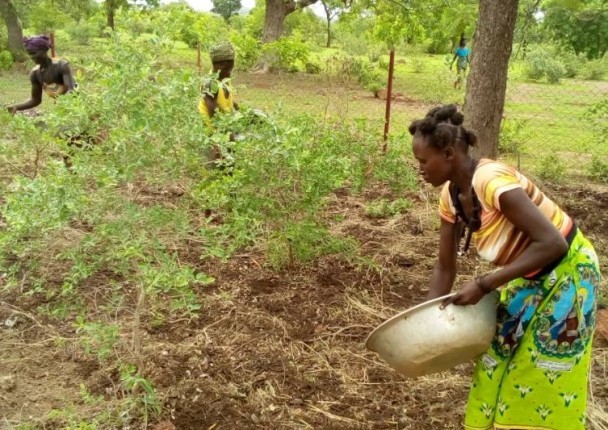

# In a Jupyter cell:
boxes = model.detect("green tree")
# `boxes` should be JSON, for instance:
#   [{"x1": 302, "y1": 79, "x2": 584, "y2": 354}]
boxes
[
  {"x1": 320, "y1": 0, "x2": 350, "y2": 47},
  {"x1": 542, "y1": 0, "x2": 608, "y2": 59},
  {"x1": 103, "y1": 0, "x2": 159, "y2": 30},
  {"x1": 212, "y1": 0, "x2": 241, "y2": 23}
]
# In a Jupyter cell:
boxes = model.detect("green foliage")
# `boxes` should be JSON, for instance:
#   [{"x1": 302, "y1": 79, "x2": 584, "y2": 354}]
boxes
[
  {"x1": 536, "y1": 154, "x2": 566, "y2": 182},
  {"x1": 325, "y1": 53, "x2": 385, "y2": 91},
  {"x1": 211, "y1": 0, "x2": 242, "y2": 22},
  {"x1": 74, "y1": 316, "x2": 120, "y2": 360},
  {"x1": 588, "y1": 155, "x2": 608, "y2": 183},
  {"x1": 499, "y1": 118, "x2": 527, "y2": 155},
  {"x1": 559, "y1": 49, "x2": 585, "y2": 78},
  {"x1": 524, "y1": 45, "x2": 566, "y2": 84},
  {"x1": 365, "y1": 198, "x2": 412, "y2": 218},
  {"x1": 0, "y1": 50, "x2": 13, "y2": 71},
  {"x1": 305, "y1": 61, "x2": 322, "y2": 74},
  {"x1": 262, "y1": 34, "x2": 311, "y2": 72},
  {"x1": 230, "y1": 31, "x2": 261, "y2": 70},
  {"x1": 66, "y1": 21, "x2": 99, "y2": 45},
  {"x1": 542, "y1": 0, "x2": 608, "y2": 60},
  {"x1": 120, "y1": 364, "x2": 161, "y2": 421},
  {"x1": 580, "y1": 58, "x2": 607, "y2": 81},
  {"x1": 284, "y1": 8, "x2": 326, "y2": 47}
]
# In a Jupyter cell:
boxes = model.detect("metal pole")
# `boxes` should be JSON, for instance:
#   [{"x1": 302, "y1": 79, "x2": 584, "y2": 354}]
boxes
[
  {"x1": 50, "y1": 32, "x2": 56, "y2": 58},
  {"x1": 382, "y1": 50, "x2": 396, "y2": 152}
]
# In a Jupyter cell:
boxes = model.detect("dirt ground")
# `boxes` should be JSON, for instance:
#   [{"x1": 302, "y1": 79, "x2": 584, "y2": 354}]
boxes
[{"x1": 1, "y1": 177, "x2": 607, "y2": 429}]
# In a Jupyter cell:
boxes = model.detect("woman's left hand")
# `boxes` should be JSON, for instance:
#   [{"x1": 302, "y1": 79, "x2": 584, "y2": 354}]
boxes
[{"x1": 440, "y1": 279, "x2": 487, "y2": 309}]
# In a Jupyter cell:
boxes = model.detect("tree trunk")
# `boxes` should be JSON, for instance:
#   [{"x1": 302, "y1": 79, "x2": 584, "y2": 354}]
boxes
[
  {"x1": 262, "y1": 0, "x2": 319, "y2": 43},
  {"x1": 321, "y1": 1, "x2": 332, "y2": 47},
  {"x1": 464, "y1": 0, "x2": 519, "y2": 159},
  {"x1": 0, "y1": 0, "x2": 25, "y2": 62},
  {"x1": 262, "y1": 0, "x2": 294, "y2": 43},
  {"x1": 106, "y1": 4, "x2": 116, "y2": 30}
]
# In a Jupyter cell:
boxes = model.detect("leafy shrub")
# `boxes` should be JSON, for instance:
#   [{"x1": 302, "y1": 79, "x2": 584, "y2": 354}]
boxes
[
  {"x1": 589, "y1": 156, "x2": 608, "y2": 183},
  {"x1": 560, "y1": 50, "x2": 585, "y2": 78},
  {"x1": 580, "y1": 59, "x2": 607, "y2": 81},
  {"x1": 410, "y1": 57, "x2": 425, "y2": 73},
  {"x1": 524, "y1": 46, "x2": 566, "y2": 84},
  {"x1": 66, "y1": 21, "x2": 98, "y2": 45},
  {"x1": 365, "y1": 198, "x2": 412, "y2": 218},
  {"x1": 305, "y1": 61, "x2": 321, "y2": 74},
  {"x1": 0, "y1": 50, "x2": 12, "y2": 71},
  {"x1": 230, "y1": 31, "x2": 261, "y2": 70},
  {"x1": 499, "y1": 119, "x2": 527, "y2": 155},
  {"x1": 537, "y1": 154, "x2": 567, "y2": 182},
  {"x1": 325, "y1": 53, "x2": 385, "y2": 91},
  {"x1": 262, "y1": 34, "x2": 310, "y2": 72}
]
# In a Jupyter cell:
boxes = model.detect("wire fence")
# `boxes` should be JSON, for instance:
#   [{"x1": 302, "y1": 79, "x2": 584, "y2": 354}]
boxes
[{"x1": 1, "y1": 39, "x2": 606, "y2": 179}]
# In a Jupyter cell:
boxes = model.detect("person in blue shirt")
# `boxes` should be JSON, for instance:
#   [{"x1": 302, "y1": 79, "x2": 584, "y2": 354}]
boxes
[{"x1": 450, "y1": 37, "x2": 470, "y2": 89}]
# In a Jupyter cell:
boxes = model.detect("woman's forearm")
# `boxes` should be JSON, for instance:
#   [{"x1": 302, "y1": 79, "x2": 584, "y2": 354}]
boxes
[{"x1": 428, "y1": 262, "x2": 456, "y2": 299}]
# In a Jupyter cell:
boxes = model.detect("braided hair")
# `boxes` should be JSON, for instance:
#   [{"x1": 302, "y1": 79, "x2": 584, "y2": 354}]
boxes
[{"x1": 408, "y1": 104, "x2": 477, "y2": 151}]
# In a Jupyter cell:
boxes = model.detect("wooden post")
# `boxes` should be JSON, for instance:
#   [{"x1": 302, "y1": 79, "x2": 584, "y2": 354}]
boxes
[
  {"x1": 196, "y1": 41, "x2": 201, "y2": 73},
  {"x1": 382, "y1": 50, "x2": 396, "y2": 152},
  {"x1": 50, "y1": 31, "x2": 56, "y2": 58}
]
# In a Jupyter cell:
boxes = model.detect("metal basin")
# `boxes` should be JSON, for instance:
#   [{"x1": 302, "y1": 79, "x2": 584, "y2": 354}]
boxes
[{"x1": 365, "y1": 292, "x2": 498, "y2": 377}]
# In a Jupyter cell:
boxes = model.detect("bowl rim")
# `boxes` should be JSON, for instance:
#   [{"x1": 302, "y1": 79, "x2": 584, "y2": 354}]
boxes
[{"x1": 364, "y1": 293, "x2": 457, "y2": 351}]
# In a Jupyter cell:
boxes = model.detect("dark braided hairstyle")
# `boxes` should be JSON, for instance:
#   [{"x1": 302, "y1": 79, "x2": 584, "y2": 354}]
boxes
[{"x1": 408, "y1": 104, "x2": 477, "y2": 150}]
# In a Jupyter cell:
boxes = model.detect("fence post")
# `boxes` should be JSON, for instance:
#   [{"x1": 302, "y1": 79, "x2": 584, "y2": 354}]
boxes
[
  {"x1": 50, "y1": 31, "x2": 56, "y2": 58},
  {"x1": 382, "y1": 50, "x2": 396, "y2": 152}
]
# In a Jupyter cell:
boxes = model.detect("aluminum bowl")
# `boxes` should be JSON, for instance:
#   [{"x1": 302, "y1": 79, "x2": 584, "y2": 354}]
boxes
[{"x1": 365, "y1": 292, "x2": 498, "y2": 377}]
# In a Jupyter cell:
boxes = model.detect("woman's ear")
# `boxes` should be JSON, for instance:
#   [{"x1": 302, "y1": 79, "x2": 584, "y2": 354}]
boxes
[{"x1": 444, "y1": 146, "x2": 455, "y2": 160}]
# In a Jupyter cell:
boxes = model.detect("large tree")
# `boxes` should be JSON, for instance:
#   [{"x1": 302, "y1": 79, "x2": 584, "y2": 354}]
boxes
[
  {"x1": 542, "y1": 0, "x2": 608, "y2": 59},
  {"x1": 262, "y1": 0, "x2": 319, "y2": 43},
  {"x1": 212, "y1": 0, "x2": 241, "y2": 22},
  {"x1": 0, "y1": 0, "x2": 25, "y2": 61},
  {"x1": 464, "y1": 0, "x2": 520, "y2": 159}
]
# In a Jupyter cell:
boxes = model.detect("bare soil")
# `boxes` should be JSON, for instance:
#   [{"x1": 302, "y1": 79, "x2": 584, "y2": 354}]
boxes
[{"x1": 1, "y1": 179, "x2": 607, "y2": 430}]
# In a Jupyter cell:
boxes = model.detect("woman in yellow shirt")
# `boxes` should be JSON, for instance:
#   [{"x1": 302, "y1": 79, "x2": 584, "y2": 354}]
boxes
[
  {"x1": 199, "y1": 41, "x2": 239, "y2": 169},
  {"x1": 409, "y1": 104, "x2": 599, "y2": 430},
  {"x1": 199, "y1": 40, "x2": 238, "y2": 122}
]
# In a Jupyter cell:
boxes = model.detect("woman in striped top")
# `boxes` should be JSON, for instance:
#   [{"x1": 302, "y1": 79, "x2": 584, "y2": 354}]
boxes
[{"x1": 409, "y1": 104, "x2": 600, "y2": 430}]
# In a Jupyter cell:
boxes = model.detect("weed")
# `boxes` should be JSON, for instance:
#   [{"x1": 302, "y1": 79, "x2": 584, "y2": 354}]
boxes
[
  {"x1": 589, "y1": 155, "x2": 608, "y2": 183},
  {"x1": 537, "y1": 154, "x2": 567, "y2": 182},
  {"x1": 365, "y1": 198, "x2": 412, "y2": 218}
]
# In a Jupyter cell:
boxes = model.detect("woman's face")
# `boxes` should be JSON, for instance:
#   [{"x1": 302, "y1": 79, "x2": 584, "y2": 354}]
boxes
[
  {"x1": 412, "y1": 135, "x2": 453, "y2": 187},
  {"x1": 26, "y1": 48, "x2": 48, "y2": 64}
]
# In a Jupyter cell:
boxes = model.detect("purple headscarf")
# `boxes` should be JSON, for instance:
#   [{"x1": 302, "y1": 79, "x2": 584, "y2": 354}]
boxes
[{"x1": 23, "y1": 35, "x2": 51, "y2": 52}]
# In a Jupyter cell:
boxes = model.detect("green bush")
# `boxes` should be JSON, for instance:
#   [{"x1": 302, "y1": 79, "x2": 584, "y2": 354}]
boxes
[
  {"x1": 0, "y1": 50, "x2": 12, "y2": 71},
  {"x1": 589, "y1": 156, "x2": 608, "y2": 183},
  {"x1": 524, "y1": 46, "x2": 566, "y2": 84},
  {"x1": 262, "y1": 34, "x2": 310, "y2": 72},
  {"x1": 325, "y1": 53, "x2": 385, "y2": 91},
  {"x1": 580, "y1": 59, "x2": 607, "y2": 81},
  {"x1": 66, "y1": 21, "x2": 98, "y2": 45},
  {"x1": 499, "y1": 118, "x2": 527, "y2": 155},
  {"x1": 537, "y1": 154, "x2": 567, "y2": 182},
  {"x1": 560, "y1": 50, "x2": 585, "y2": 78},
  {"x1": 305, "y1": 61, "x2": 321, "y2": 74},
  {"x1": 230, "y1": 31, "x2": 261, "y2": 70}
]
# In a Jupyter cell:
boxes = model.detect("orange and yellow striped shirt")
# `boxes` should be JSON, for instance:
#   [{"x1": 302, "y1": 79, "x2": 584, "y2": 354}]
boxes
[{"x1": 439, "y1": 159, "x2": 572, "y2": 266}]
